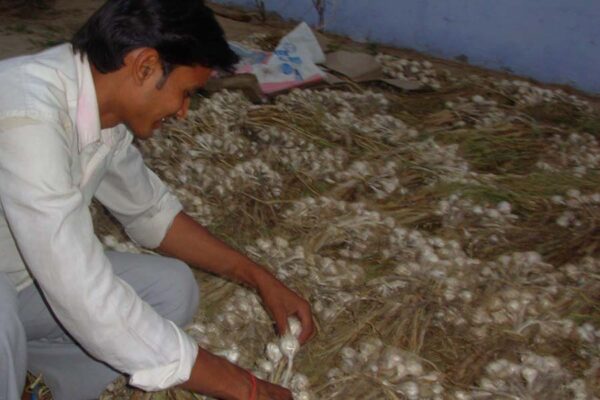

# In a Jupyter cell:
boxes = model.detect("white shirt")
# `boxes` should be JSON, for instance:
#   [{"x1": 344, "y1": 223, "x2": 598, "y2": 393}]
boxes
[{"x1": 0, "y1": 44, "x2": 198, "y2": 391}]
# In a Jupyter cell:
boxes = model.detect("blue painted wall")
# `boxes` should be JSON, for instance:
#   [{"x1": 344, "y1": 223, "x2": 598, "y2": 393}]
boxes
[{"x1": 217, "y1": 0, "x2": 600, "y2": 94}]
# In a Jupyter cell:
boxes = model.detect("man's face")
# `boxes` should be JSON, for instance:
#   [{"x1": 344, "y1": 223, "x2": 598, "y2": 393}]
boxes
[{"x1": 124, "y1": 63, "x2": 212, "y2": 139}]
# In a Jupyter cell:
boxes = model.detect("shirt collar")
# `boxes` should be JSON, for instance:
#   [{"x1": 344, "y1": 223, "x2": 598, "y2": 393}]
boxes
[{"x1": 74, "y1": 52, "x2": 103, "y2": 152}]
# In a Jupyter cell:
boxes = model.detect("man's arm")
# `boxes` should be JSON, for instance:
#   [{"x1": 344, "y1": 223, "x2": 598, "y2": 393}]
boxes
[
  {"x1": 158, "y1": 212, "x2": 314, "y2": 344},
  {"x1": 180, "y1": 347, "x2": 293, "y2": 400},
  {"x1": 158, "y1": 212, "x2": 314, "y2": 399}
]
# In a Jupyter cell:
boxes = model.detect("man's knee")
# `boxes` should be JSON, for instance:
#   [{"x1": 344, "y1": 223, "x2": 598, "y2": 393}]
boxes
[
  {"x1": 109, "y1": 252, "x2": 200, "y2": 327},
  {"x1": 154, "y1": 258, "x2": 200, "y2": 327}
]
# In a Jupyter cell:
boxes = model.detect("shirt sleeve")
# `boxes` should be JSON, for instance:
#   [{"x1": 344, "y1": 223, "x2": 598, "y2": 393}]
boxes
[
  {"x1": 0, "y1": 121, "x2": 198, "y2": 391},
  {"x1": 95, "y1": 130, "x2": 183, "y2": 249}
]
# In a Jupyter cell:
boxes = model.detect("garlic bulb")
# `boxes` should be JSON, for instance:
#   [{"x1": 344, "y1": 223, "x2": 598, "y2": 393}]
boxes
[
  {"x1": 280, "y1": 334, "x2": 300, "y2": 359},
  {"x1": 266, "y1": 342, "x2": 283, "y2": 364},
  {"x1": 287, "y1": 317, "x2": 302, "y2": 338}
]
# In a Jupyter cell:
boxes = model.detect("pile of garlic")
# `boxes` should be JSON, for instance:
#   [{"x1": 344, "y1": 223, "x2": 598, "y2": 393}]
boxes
[
  {"x1": 326, "y1": 338, "x2": 444, "y2": 399},
  {"x1": 322, "y1": 111, "x2": 418, "y2": 146},
  {"x1": 455, "y1": 352, "x2": 591, "y2": 399},
  {"x1": 282, "y1": 196, "x2": 394, "y2": 259},
  {"x1": 385, "y1": 225, "x2": 471, "y2": 268},
  {"x1": 445, "y1": 95, "x2": 512, "y2": 129},
  {"x1": 216, "y1": 288, "x2": 270, "y2": 331},
  {"x1": 187, "y1": 321, "x2": 245, "y2": 364},
  {"x1": 251, "y1": 125, "x2": 349, "y2": 180},
  {"x1": 560, "y1": 256, "x2": 600, "y2": 285},
  {"x1": 278, "y1": 88, "x2": 389, "y2": 118},
  {"x1": 375, "y1": 53, "x2": 443, "y2": 90},
  {"x1": 174, "y1": 187, "x2": 214, "y2": 226},
  {"x1": 245, "y1": 236, "x2": 365, "y2": 290},
  {"x1": 538, "y1": 132, "x2": 600, "y2": 177},
  {"x1": 192, "y1": 130, "x2": 257, "y2": 160},
  {"x1": 553, "y1": 188, "x2": 600, "y2": 228},
  {"x1": 277, "y1": 89, "x2": 413, "y2": 146},
  {"x1": 436, "y1": 195, "x2": 518, "y2": 233},
  {"x1": 469, "y1": 286, "x2": 556, "y2": 334},
  {"x1": 332, "y1": 159, "x2": 404, "y2": 200},
  {"x1": 467, "y1": 252, "x2": 599, "y2": 345},
  {"x1": 184, "y1": 90, "x2": 252, "y2": 131},
  {"x1": 493, "y1": 79, "x2": 590, "y2": 109},
  {"x1": 226, "y1": 158, "x2": 284, "y2": 198},
  {"x1": 384, "y1": 227, "x2": 485, "y2": 307},
  {"x1": 258, "y1": 318, "x2": 314, "y2": 399},
  {"x1": 408, "y1": 139, "x2": 473, "y2": 184},
  {"x1": 244, "y1": 234, "x2": 368, "y2": 325}
]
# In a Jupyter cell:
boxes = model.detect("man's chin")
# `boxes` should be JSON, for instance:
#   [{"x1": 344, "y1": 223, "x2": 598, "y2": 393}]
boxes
[{"x1": 125, "y1": 124, "x2": 156, "y2": 140}]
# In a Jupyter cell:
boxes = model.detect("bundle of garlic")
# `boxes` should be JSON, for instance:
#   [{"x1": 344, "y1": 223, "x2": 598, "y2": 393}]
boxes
[
  {"x1": 182, "y1": 90, "x2": 252, "y2": 132},
  {"x1": 385, "y1": 225, "x2": 471, "y2": 268},
  {"x1": 454, "y1": 352, "x2": 592, "y2": 400},
  {"x1": 274, "y1": 88, "x2": 407, "y2": 149},
  {"x1": 435, "y1": 195, "x2": 518, "y2": 249},
  {"x1": 249, "y1": 125, "x2": 349, "y2": 180},
  {"x1": 375, "y1": 53, "x2": 444, "y2": 90},
  {"x1": 321, "y1": 111, "x2": 418, "y2": 146},
  {"x1": 277, "y1": 88, "x2": 390, "y2": 119},
  {"x1": 323, "y1": 339, "x2": 443, "y2": 400},
  {"x1": 281, "y1": 196, "x2": 395, "y2": 259},
  {"x1": 553, "y1": 188, "x2": 600, "y2": 228},
  {"x1": 191, "y1": 129, "x2": 258, "y2": 160},
  {"x1": 538, "y1": 132, "x2": 600, "y2": 177},
  {"x1": 187, "y1": 321, "x2": 245, "y2": 364},
  {"x1": 444, "y1": 95, "x2": 513, "y2": 129},
  {"x1": 493, "y1": 79, "x2": 590, "y2": 109},
  {"x1": 437, "y1": 195, "x2": 518, "y2": 228},
  {"x1": 245, "y1": 236, "x2": 366, "y2": 291},
  {"x1": 282, "y1": 196, "x2": 386, "y2": 227},
  {"x1": 137, "y1": 91, "x2": 252, "y2": 159},
  {"x1": 257, "y1": 317, "x2": 314, "y2": 399},
  {"x1": 331, "y1": 159, "x2": 405, "y2": 200},
  {"x1": 560, "y1": 256, "x2": 600, "y2": 285},
  {"x1": 469, "y1": 285, "x2": 557, "y2": 334},
  {"x1": 185, "y1": 287, "x2": 281, "y2": 373},
  {"x1": 243, "y1": 234, "x2": 368, "y2": 328},
  {"x1": 407, "y1": 139, "x2": 474, "y2": 184},
  {"x1": 225, "y1": 158, "x2": 283, "y2": 198}
]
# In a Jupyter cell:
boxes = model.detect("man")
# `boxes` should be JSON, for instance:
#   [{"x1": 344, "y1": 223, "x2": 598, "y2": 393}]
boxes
[{"x1": 0, "y1": 0, "x2": 314, "y2": 399}]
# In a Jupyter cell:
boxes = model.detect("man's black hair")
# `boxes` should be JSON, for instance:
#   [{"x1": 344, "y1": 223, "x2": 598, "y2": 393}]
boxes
[{"x1": 72, "y1": 0, "x2": 239, "y2": 76}]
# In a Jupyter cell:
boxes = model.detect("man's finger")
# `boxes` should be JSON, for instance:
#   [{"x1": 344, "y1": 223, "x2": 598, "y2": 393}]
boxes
[
  {"x1": 273, "y1": 310, "x2": 288, "y2": 336},
  {"x1": 296, "y1": 303, "x2": 315, "y2": 344}
]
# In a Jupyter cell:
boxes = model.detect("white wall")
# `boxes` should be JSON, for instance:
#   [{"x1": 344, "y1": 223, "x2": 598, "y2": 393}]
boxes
[{"x1": 217, "y1": 0, "x2": 600, "y2": 94}]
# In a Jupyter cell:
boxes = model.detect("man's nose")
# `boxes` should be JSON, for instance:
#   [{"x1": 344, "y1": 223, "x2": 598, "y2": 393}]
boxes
[{"x1": 176, "y1": 97, "x2": 191, "y2": 119}]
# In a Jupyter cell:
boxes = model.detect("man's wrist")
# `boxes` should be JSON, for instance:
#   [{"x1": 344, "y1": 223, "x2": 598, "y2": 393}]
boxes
[
  {"x1": 246, "y1": 371, "x2": 258, "y2": 400},
  {"x1": 181, "y1": 346, "x2": 255, "y2": 400},
  {"x1": 238, "y1": 259, "x2": 276, "y2": 290}
]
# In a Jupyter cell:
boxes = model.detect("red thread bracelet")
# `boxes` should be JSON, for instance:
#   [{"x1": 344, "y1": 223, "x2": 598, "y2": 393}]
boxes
[{"x1": 247, "y1": 371, "x2": 257, "y2": 400}]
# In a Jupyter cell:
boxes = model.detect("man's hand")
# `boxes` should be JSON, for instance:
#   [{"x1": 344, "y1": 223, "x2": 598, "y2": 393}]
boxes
[
  {"x1": 159, "y1": 212, "x2": 316, "y2": 344},
  {"x1": 256, "y1": 275, "x2": 314, "y2": 344},
  {"x1": 182, "y1": 347, "x2": 293, "y2": 399},
  {"x1": 256, "y1": 378, "x2": 293, "y2": 400}
]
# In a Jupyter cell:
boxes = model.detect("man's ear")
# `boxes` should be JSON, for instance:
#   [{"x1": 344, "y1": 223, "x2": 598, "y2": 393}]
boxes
[{"x1": 126, "y1": 47, "x2": 161, "y2": 86}]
